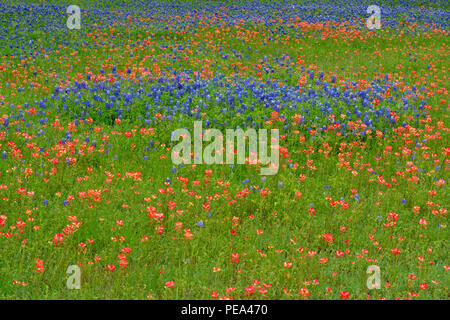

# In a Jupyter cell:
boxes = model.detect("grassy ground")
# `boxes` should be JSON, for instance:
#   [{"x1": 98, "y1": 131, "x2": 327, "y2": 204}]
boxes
[{"x1": 0, "y1": 0, "x2": 448, "y2": 299}]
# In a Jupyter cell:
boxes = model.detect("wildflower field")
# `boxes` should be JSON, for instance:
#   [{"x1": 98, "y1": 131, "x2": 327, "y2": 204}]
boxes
[{"x1": 0, "y1": 0, "x2": 448, "y2": 300}]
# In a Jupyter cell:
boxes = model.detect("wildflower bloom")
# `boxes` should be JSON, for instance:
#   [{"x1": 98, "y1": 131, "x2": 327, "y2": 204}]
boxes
[
  {"x1": 340, "y1": 291, "x2": 350, "y2": 300},
  {"x1": 35, "y1": 259, "x2": 45, "y2": 273},
  {"x1": 0, "y1": 0, "x2": 448, "y2": 301},
  {"x1": 299, "y1": 287, "x2": 310, "y2": 298},
  {"x1": 230, "y1": 253, "x2": 240, "y2": 264},
  {"x1": 322, "y1": 233, "x2": 334, "y2": 243}
]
